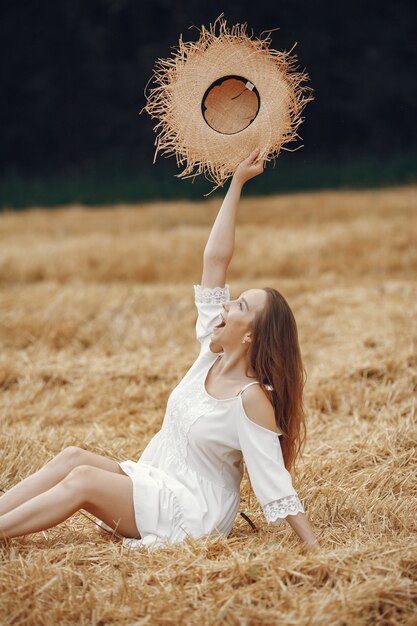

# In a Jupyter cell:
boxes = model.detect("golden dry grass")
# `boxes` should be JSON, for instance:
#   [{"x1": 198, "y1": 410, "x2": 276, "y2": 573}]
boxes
[{"x1": 0, "y1": 185, "x2": 416, "y2": 625}]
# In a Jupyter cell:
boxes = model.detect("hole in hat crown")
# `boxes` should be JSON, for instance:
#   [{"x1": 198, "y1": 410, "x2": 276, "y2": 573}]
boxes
[{"x1": 201, "y1": 75, "x2": 260, "y2": 135}]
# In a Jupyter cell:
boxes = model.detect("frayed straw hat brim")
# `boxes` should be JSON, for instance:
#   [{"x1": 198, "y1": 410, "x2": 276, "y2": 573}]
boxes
[{"x1": 143, "y1": 17, "x2": 314, "y2": 191}]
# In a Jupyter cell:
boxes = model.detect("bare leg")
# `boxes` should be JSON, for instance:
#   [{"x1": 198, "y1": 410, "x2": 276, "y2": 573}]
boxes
[
  {"x1": 0, "y1": 465, "x2": 140, "y2": 540},
  {"x1": 0, "y1": 446, "x2": 125, "y2": 517}
]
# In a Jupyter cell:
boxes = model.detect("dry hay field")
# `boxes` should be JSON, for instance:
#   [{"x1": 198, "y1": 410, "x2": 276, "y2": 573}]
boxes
[{"x1": 0, "y1": 184, "x2": 416, "y2": 626}]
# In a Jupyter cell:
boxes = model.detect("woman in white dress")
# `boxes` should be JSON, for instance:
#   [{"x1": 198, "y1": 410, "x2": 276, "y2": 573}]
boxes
[{"x1": 0, "y1": 149, "x2": 319, "y2": 550}]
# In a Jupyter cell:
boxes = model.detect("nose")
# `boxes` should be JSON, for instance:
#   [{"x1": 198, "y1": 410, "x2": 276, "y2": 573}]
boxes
[{"x1": 222, "y1": 302, "x2": 230, "y2": 312}]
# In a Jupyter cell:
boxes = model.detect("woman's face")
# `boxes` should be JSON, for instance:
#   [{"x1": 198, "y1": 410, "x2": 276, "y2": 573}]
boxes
[{"x1": 211, "y1": 288, "x2": 267, "y2": 347}]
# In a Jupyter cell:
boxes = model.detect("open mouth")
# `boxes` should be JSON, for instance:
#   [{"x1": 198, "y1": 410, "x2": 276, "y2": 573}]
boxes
[{"x1": 214, "y1": 315, "x2": 226, "y2": 330}]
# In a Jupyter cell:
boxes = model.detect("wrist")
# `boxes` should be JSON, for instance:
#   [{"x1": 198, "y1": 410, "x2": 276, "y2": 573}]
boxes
[{"x1": 230, "y1": 175, "x2": 244, "y2": 192}]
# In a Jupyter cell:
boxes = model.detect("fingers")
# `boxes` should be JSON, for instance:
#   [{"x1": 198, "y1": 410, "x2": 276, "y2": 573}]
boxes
[
  {"x1": 251, "y1": 152, "x2": 265, "y2": 173},
  {"x1": 234, "y1": 148, "x2": 265, "y2": 184},
  {"x1": 246, "y1": 148, "x2": 260, "y2": 164},
  {"x1": 250, "y1": 150, "x2": 266, "y2": 171}
]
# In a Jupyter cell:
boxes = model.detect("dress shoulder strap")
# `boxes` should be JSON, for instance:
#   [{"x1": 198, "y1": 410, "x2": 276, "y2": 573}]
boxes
[{"x1": 237, "y1": 381, "x2": 261, "y2": 396}]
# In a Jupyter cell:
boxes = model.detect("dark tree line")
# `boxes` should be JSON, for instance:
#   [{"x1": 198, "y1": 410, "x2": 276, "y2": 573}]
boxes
[{"x1": 1, "y1": 0, "x2": 416, "y2": 179}]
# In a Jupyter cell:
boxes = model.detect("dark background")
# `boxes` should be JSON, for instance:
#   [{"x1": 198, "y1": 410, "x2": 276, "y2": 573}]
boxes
[{"x1": 1, "y1": 0, "x2": 416, "y2": 208}]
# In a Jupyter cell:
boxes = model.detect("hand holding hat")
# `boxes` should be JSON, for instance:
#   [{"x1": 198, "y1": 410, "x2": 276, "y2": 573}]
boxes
[{"x1": 233, "y1": 149, "x2": 265, "y2": 186}]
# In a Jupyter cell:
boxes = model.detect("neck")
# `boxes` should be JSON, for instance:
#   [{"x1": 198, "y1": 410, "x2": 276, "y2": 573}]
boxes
[{"x1": 216, "y1": 345, "x2": 256, "y2": 380}]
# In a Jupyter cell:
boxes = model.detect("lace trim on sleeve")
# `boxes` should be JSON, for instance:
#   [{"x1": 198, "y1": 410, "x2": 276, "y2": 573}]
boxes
[
  {"x1": 262, "y1": 495, "x2": 305, "y2": 524},
  {"x1": 194, "y1": 284, "x2": 230, "y2": 304}
]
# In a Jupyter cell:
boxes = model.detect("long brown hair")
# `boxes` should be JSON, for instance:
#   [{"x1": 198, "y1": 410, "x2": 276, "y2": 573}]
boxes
[{"x1": 246, "y1": 288, "x2": 307, "y2": 472}]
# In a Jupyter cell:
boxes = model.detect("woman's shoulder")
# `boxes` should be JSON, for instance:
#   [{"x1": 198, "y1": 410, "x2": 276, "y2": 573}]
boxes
[{"x1": 239, "y1": 382, "x2": 279, "y2": 434}]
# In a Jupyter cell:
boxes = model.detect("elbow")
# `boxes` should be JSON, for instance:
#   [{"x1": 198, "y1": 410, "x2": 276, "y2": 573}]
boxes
[{"x1": 203, "y1": 251, "x2": 231, "y2": 267}]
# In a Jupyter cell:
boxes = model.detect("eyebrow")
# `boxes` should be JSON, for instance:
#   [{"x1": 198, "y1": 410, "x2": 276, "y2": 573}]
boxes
[{"x1": 240, "y1": 297, "x2": 249, "y2": 310}]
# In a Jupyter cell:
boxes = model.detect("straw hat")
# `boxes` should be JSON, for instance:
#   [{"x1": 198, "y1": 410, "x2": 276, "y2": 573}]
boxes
[{"x1": 143, "y1": 16, "x2": 313, "y2": 190}]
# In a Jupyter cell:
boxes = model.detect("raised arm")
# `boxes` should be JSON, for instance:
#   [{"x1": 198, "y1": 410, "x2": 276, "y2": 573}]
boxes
[{"x1": 201, "y1": 148, "x2": 264, "y2": 289}]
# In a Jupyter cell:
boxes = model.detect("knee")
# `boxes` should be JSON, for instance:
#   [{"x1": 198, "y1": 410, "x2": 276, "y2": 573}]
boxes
[
  {"x1": 51, "y1": 446, "x2": 88, "y2": 473},
  {"x1": 63, "y1": 464, "x2": 96, "y2": 498}
]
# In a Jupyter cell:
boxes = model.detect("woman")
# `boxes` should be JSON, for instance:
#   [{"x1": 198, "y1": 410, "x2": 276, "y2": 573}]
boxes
[{"x1": 0, "y1": 149, "x2": 319, "y2": 550}]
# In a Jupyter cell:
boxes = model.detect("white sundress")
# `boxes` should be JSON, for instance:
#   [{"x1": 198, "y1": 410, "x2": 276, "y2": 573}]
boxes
[{"x1": 97, "y1": 284, "x2": 305, "y2": 549}]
